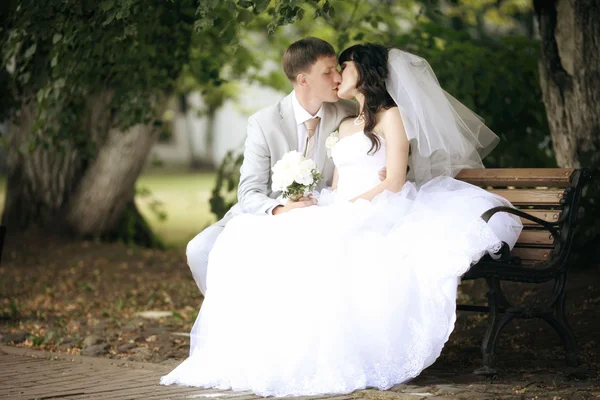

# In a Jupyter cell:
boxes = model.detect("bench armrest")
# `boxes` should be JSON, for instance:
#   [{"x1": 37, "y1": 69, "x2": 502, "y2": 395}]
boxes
[{"x1": 480, "y1": 206, "x2": 561, "y2": 242}]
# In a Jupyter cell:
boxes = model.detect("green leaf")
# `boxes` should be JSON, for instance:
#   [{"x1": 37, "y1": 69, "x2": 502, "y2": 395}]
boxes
[
  {"x1": 99, "y1": 0, "x2": 114, "y2": 11},
  {"x1": 237, "y1": 9, "x2": 254, "y2": 23},
  {"x1": 24, "y1": 43, "x2": 37, "y2": 58},
  {"x1": 337, "y1": 33, "x2": 349, "y2": 48},
  {"x1": 103, "y1": 12, "x2": 116, "y2": 26},
  {"x1": 254, "y1": 0, "x2": 269, "y2": 13},
  {"x1": 237, "y1": 0, "x2": 253, "y2": 8},
  {"x1": 172, "y1": 311, "x2": 183, "y2": 319},
  {"x1": 21, "y1": 72, "x2": 31, "y2": 85},
  {"x1": 116, "y1": 9, "x2": 131, "y2": 20},
  {"x1": 54, "y1": 78, "x2": 65, "y2": 89},
  {"x1": 52, "y1": 33, "x2": 63, "y2": 44}
]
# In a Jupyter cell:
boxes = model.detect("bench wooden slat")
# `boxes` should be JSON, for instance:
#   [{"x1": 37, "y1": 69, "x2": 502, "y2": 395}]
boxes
[
  {"x1": 456, "y1": 168, "x2": 574, "y2": 188},
  {"x1": 489, "y1": 189, "x2": 565, "y2": 206},
  {"x1": 511, "y1": 247, "x2": 552, "y2": 261},
  {"x1": 516, "y1": 209, "x2": 562, "y2": 226},
  {"x1": 516, "y1": 230, "x2": 555, "y2": 246}
]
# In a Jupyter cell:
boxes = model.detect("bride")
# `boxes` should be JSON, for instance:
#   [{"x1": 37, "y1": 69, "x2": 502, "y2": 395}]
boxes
[{"x1": 161, "y1": 43, "x2": 522, "y2": 396}]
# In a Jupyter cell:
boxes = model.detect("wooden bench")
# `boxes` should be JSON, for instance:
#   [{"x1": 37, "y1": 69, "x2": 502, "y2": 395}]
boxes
[{"x1": 455, "y1": 168, "x2": 592, "y2": 375}]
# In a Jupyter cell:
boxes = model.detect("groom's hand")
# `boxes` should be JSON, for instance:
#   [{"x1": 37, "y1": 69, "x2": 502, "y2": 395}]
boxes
[
  {"x1": 379, "y1": 167, "x2": 387, "y2": 181},
  {"x1": 272, "y1": 196, "x2": 317, "y2": 215}
]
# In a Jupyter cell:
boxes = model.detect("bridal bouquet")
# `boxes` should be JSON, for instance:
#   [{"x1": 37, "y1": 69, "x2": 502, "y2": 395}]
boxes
[{"x1": 271, "y1": 151, "x2": 323, "y2": 201}]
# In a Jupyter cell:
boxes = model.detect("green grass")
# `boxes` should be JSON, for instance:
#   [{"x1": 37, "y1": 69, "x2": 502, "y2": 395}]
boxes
[
  {"x1": 135, "y1": 172, "x2": 217, "y2": 248},
  {"x1": 0, "y1": 172, "x2": 217, "y2": 248}
]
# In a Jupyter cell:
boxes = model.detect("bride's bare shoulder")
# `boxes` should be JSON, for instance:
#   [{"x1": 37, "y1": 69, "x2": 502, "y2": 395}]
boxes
[
  {"x1": 376, "y1": 107, "x2": 406, "y2": 140},
  {"x1": 337, "y1": 117, "x2": 357, "y2": 138},
  {"x1": 379, "y1": 106, "x2": 401, "y2": 121},
  {"x1": 380, "y1": 107, "x2": 403, "y2": 128}
]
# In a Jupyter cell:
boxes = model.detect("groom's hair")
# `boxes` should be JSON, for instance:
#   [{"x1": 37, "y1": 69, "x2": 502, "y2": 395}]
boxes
[{"x1": 283, "y1": 37, "x2": 336, "y2": 82}]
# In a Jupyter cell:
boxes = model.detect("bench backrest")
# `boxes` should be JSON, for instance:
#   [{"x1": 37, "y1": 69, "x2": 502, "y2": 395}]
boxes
[{"x1": 455, "y1": 168, "x2": 590, "y2": 267}]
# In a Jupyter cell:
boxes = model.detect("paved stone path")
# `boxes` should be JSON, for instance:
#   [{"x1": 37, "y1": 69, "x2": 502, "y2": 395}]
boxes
[{"x1": 1, "y1": 346, "x2": 598, "y2": 400}]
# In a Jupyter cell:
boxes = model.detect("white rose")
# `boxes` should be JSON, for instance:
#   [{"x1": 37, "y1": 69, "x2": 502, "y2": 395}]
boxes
[
  {"x1": 273, "y1": 152, "x2": 292, "y2": 173},
  {"x1": 299, "y1": 158, "x2": 316, "y2": 173},
  {"x1": 273, "y1": 151, "x2": 303, "y2": 189},
  {"x1": 295, "y1": 159, "x2": 316, "y2": 186},
  {"x1": 271, "y1": 172, "x2": 284, "y2": 192},
  {"x1": 295, "y1": 171, "x2": 312, "y2": 186},
  {"x1": 282, "y1": 167, "x2": 296, "y2": 187},
  {"x1": 325, "y1": 130, "x2": 340, "y2": 158},
  {"x1": 281, "y1": 150, "x2": 303, "y2": 168}
]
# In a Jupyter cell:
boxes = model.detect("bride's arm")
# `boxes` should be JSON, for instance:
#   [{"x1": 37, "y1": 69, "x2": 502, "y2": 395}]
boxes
[
  {"x1": 350, "y1": 108, "x2": 409, "y2": 202},
  {"x1": 331, "y1": 167, "x2": 339, "y2": 190}
]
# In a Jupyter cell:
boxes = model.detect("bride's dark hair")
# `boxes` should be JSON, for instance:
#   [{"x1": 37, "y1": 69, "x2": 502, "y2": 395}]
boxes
[{"x1": 338, "y1": 43, "x2": 396, "y2": 154}]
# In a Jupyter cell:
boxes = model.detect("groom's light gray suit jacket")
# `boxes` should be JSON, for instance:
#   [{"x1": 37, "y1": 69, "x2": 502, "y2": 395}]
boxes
[{"x1": 216, "y1": 92, "x2": 358, "y2": 227}]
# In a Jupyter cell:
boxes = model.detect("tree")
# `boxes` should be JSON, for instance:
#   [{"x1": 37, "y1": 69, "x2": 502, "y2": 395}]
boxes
[
  {"x1": 1, "y1": 0, "x2": 198, "y2": 246},
  {"x1": 533, "y1": 0, "x2": 600, "y2": 169},
  {"x1": 0, "y1": 0, "x2": 331, "y2": 245}
]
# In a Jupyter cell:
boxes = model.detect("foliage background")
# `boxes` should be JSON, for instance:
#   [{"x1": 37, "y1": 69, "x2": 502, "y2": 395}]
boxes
[{"x1": 209, "y1": 0, "x2": 554, "y2": 220}]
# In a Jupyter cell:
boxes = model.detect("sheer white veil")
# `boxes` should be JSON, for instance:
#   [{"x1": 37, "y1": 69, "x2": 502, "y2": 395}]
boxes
[{"x1": 385, "y1": 48, "x2": 499, "y2": 185}]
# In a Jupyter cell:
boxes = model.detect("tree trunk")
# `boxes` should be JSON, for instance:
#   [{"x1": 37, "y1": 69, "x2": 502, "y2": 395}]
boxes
[
  {"x1": 534, "y1": 0, "x2": 600, "y2": 168},
  {"x1": 2, "y1": 101, "x2": 85, "y2": 230},
  {"x1": 65, "y1": 121, "x2": 160, "y2": 236},
  {"x1": 534, "y1": 0, "x2": 600, "y2": 263},
  {"x1": 1, "y1": 92, "x2": 165, "y2": 247}
]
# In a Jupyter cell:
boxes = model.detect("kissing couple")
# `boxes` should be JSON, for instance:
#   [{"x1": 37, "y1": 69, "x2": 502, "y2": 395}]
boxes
[{"x1": 161, "y1": 37, "x2": 523, "y2": 397}]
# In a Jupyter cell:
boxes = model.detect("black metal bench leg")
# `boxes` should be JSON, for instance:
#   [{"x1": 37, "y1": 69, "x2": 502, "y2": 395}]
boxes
[
  {"x1": 474, "y1": 277, "x2": 514, "y2": 376},
  {"x1": 542, "y1": 276, "x2": 579, "y2": 366}
]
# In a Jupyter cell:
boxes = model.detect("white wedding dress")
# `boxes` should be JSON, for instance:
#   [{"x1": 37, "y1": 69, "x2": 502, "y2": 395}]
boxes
[{"x1": 161, "y1": 132, "x2": 522, "y2": 397}]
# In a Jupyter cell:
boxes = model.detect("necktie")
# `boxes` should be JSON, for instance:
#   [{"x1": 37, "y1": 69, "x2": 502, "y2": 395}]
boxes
[{"x1": 303, "y1": 117, "x2": 321, "y2": 158}]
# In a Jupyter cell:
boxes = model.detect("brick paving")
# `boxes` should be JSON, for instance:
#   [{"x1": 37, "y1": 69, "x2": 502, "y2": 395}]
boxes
[
  {"x1": 1, "y1": 345, "x2": 598, "y2": 400},
  {"x1": 1, "y1": 346, "x2": 373, "y2": 400},
  {"x1": 0, "y1": 346, "x2": 264, "y2": 400}
]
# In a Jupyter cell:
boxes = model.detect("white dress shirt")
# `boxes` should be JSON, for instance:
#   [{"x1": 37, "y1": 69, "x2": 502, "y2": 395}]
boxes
[{"x1": 291, "y1": 90, "x2": 324, "y2": 161}]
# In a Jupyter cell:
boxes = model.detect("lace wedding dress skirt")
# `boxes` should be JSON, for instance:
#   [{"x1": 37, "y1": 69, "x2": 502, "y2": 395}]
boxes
[{"x1": 161, "y1": 132, "x2": 522, "y2": 397}]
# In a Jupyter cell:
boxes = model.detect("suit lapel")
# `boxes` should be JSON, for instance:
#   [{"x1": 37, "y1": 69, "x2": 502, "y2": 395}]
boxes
[
  {"x1": 317, "y1": 102, "x2": 338, "y2": 173},
  {"x1": 279, "y1": 94, "x2": 298, "y2": 152}
]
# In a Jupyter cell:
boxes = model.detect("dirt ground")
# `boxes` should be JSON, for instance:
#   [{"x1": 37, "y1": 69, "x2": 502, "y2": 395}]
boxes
[{"x1": 1, "y1": 232, "x2": 599, "y2": 398}]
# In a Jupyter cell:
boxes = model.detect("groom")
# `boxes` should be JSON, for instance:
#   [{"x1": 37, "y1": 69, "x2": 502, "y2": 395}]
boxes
[{"x1": 187, "y1": 37, "x2": 359, "y2": 295}]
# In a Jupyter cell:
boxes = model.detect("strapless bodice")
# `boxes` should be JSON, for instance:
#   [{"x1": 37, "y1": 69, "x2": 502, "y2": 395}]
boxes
[{"x1": 331, "y1": 131, "x2": 386, "y2": 201}]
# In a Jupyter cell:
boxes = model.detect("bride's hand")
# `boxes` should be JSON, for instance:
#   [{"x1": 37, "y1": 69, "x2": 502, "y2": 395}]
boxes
[{"x1": 379, "y1": 167, "x2": 387, "y2": 181}]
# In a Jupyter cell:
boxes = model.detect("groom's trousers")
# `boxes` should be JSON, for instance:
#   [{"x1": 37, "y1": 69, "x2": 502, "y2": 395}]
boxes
[{"x1": 186, "y1": 225, "x2": 224, "y2": 295}]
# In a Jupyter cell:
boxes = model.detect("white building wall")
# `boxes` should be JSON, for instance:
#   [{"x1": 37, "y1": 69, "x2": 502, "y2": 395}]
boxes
[{"x1": 149, "y1": 82, "x2": 286, "y2": 168}]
